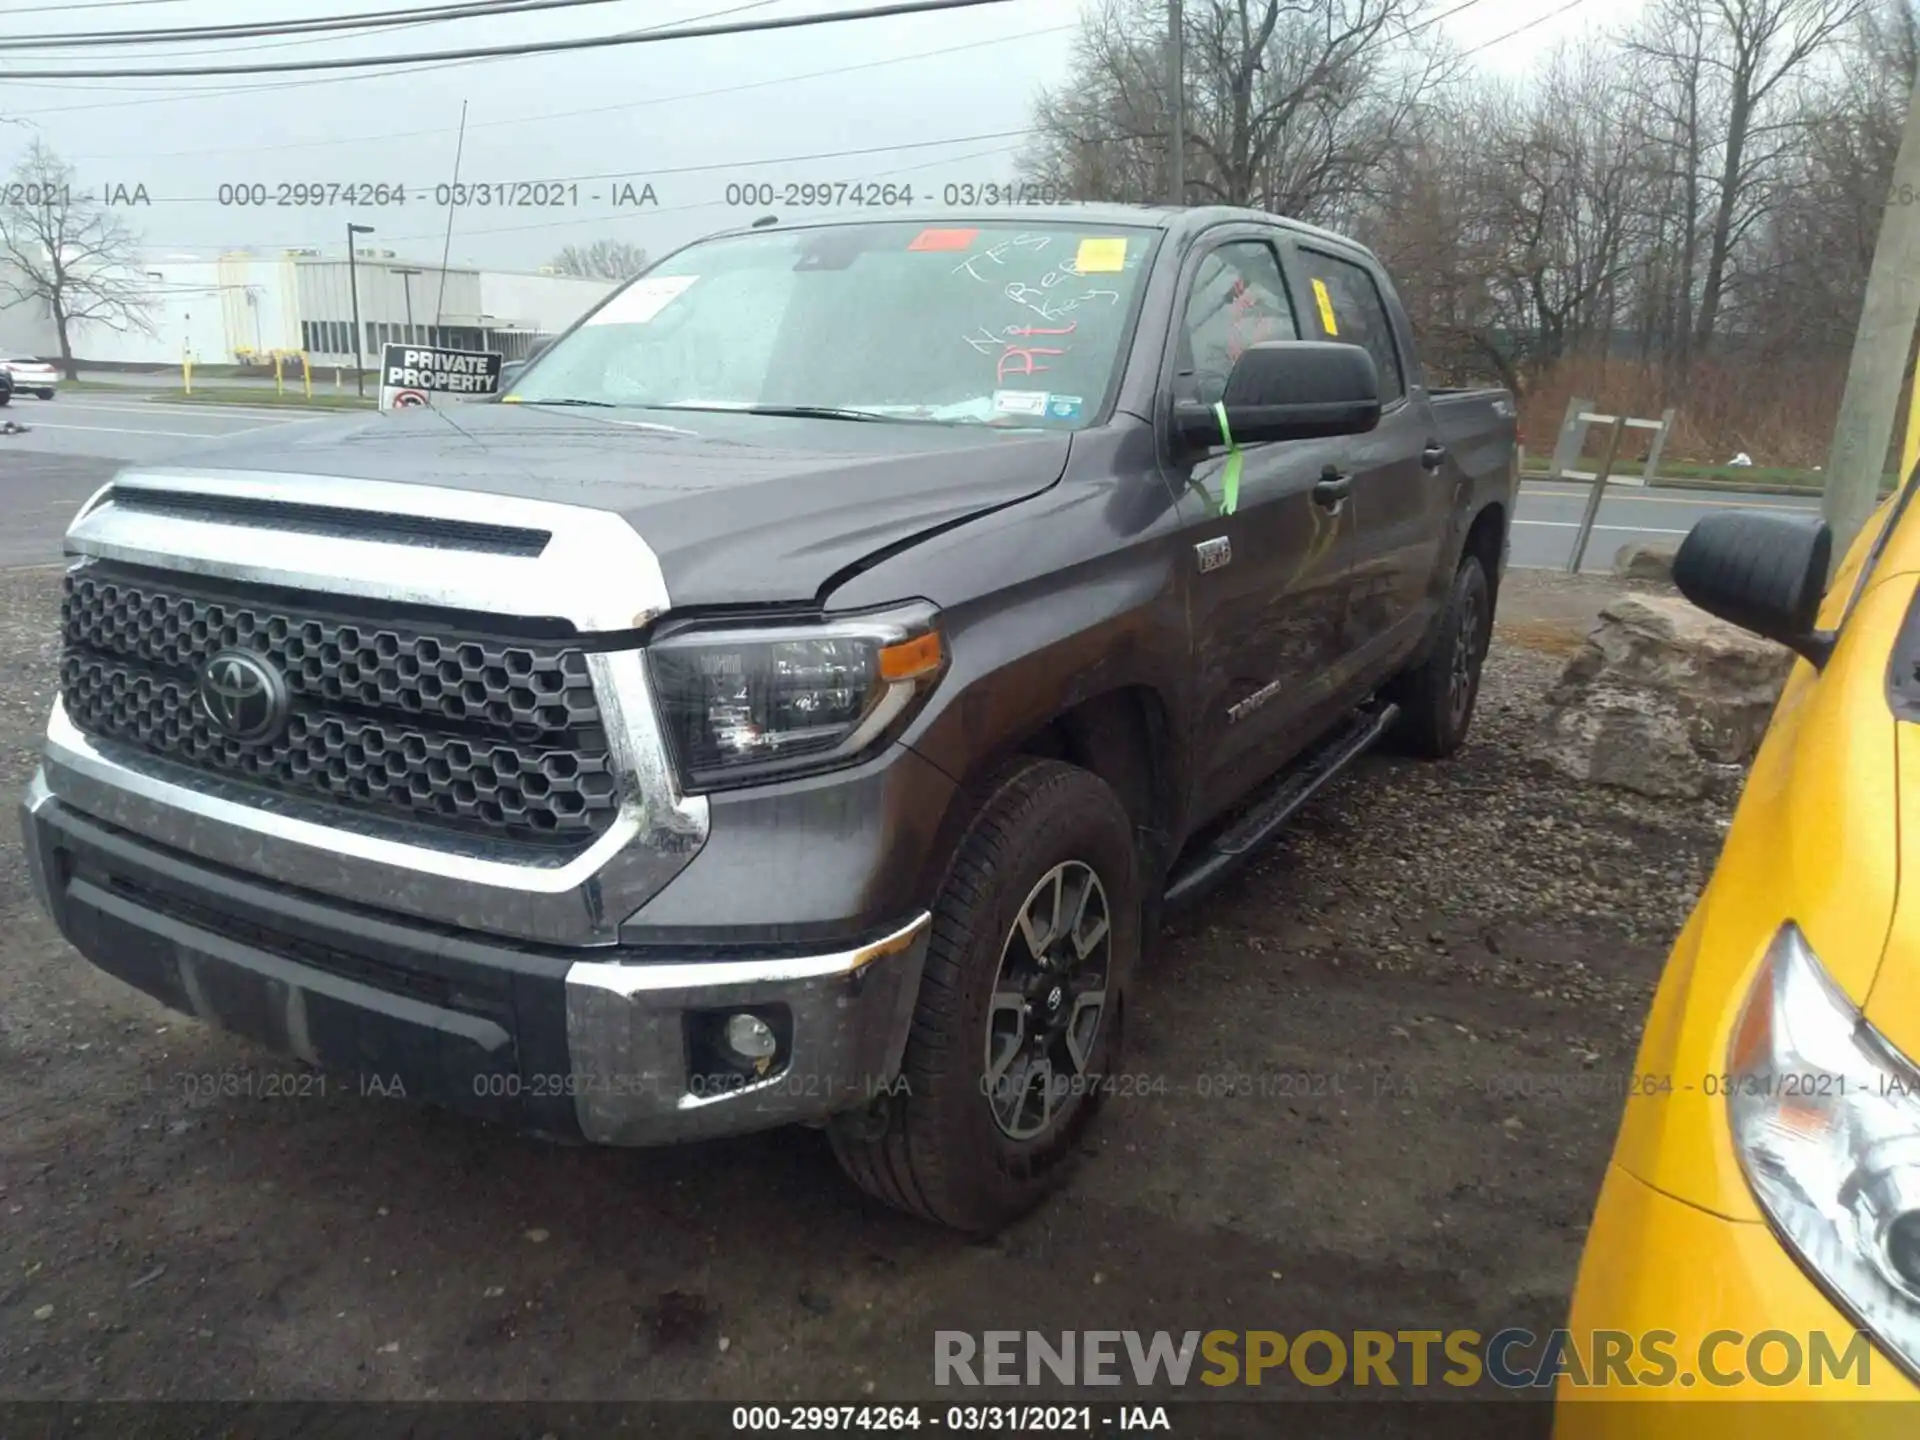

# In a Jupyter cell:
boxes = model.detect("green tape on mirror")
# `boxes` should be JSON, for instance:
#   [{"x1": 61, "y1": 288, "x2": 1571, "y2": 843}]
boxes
[{"x1": 1213, "y1": 401, "x2": 1241, "y2": 516}]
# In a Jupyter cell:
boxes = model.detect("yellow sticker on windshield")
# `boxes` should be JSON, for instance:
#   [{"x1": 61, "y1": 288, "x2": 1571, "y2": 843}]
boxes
[
  {"x1": 1075, "y1": 237, "x2": 1128, "y2": 274},
  {"x1": 1312, "y1": 277, "x2": 1339, "y2": 336}
]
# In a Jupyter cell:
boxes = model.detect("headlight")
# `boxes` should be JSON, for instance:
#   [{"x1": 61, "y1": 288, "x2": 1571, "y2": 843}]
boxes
[
  {"x1": 1729, "y1": 922, "x2": 1920, "y2": 1378},
  {"x1": 646, "y1": 602, "x2": 946, "y2": 791}
]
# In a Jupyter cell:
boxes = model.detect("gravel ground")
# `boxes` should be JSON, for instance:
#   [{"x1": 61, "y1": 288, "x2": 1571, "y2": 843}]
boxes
[{"x1": 0, "y1": 563, "x2": 1735, "y2": 1417}]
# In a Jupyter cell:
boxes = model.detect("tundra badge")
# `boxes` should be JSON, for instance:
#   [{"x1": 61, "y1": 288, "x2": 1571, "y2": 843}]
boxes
[{"x1": 1195, "y1": 537, "x2": 1231, "y2": 573}]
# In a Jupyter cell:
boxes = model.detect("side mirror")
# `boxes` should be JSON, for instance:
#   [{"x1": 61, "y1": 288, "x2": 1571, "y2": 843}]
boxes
[
  {"x1": 1671, "y1": 510, "x2": 1836, "y2": 667},
  {"x1": 1173, "y1": 341, "x2": 1382, "y2": 451}
]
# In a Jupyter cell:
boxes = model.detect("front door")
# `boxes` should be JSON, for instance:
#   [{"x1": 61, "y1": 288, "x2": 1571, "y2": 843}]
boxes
[
  {"x1": 1289, "y1": 244, "x2": 1447, "y2": 678},
  {"x1": 1162, "y1": 230, "x2": 1358, "y2": 829}
]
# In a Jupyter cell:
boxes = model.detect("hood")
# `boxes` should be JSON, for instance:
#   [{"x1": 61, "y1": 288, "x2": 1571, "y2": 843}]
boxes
[{"x1": 159, "y1": 402, "x2": 1073, "y2": 607}]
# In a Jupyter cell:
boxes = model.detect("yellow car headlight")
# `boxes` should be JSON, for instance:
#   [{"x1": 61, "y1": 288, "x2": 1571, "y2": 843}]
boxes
[{"x1": 1729, "y1": 922, "x2": 1920, "y2": 1379}]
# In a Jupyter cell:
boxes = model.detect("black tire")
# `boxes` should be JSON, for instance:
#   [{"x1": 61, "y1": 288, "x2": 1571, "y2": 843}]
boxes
[
  {"x1": 0, "y1": 390, "x2": 13, "y2": 408},
  {"x1": 37, "y1": 389, "x2": 52, "y2": 400},
  {"x1": 1387, "y1": 552, "x2": 1493, "y2": 759},
  {"x1": 829, "y1": 757, "x2": 1140, "y2": 1234}
]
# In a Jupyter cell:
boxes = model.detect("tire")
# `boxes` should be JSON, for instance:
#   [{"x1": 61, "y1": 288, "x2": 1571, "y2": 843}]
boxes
[
  {"x1": 829, "y1": 757, "x2": 1140, "y2": 1234},
  {"x1": 1387, "y1": 552, "x2": 1493, "y2": 759},
  {"x1": 0, "y1": 390, "x2": 13, "y2": 408},
  {"x1": 37, "y1": 389, "x2": 52, "y2": 400}
]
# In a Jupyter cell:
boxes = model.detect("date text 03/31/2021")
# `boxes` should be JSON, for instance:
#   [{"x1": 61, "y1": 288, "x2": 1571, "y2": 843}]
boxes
[
  {"x1": 729, "y1": 1405, "x2": 1172, "y2": 1432},
  {"x1": 721, "y1": 182, "x2": 1083, "y2": 207}
]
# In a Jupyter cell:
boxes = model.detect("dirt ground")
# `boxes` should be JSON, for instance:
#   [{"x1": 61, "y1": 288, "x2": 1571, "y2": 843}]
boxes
[{"x1": 0, "y1": 563, "x2": 1733, "y2": 1423}]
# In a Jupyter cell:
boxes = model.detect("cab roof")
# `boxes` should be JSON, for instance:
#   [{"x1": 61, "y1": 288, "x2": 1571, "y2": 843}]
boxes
[{"x1": 701, "y1": 203, "x2": 1372, "y2": 261}]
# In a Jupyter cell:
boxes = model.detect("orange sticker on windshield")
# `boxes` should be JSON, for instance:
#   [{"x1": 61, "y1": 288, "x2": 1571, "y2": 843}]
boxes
[
  {"x1": 1075, "y1": 237, "x2": 1127, "y2": 273},
  {"x1": 909, "y1": 227, "x2": 979, "y2": 252}
]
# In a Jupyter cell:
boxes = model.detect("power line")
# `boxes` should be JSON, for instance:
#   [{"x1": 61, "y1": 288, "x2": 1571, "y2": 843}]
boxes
[
  {"x1": 0, "y1": 0, "x2": 774, "y2": 99},
  {"x1": 2, "y1": 0, "x2": 780, "y2": 65},
  {"x1": 65, "y1": 24, "x2": 1076, "y2": 160},
  {"x1": 0, "y1": 0, "x2": 663, "y2": 52},
  {"x1": 0, "y1": 0, "x2": 1023, "y2": 79},
  {"x1": 73, "y1": 126, "x2": 1041, "y2": 203},
  {"x1": 1402, "y1": 0, "x2": 1501, "y2": 40},
  {"x1": 3, "y1": 0, "x2": 198, "y2": 13},
  {"x1": 1458, "y1": 0, "x2": 1598, "y2": 58}
]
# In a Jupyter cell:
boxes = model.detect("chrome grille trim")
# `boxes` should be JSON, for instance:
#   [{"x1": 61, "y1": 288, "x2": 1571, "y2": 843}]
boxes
[
  {"x1": 67, "y1": 469, "x2": 671, "y2": 633},
  {"x1": 43, "y1": 473, "x2": 708, "y2": 945},
  {"x1": 58, "y1": 561, "x2": 618, "y2": 846}
]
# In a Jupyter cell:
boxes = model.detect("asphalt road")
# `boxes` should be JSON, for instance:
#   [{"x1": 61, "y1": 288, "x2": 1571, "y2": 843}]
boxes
[
  {"x1": 0, "y1": 396, "x2": 1822, "y2": 573},
  {"x1": 1509, "y1": 476, "x2": 1820, "y2": 572},
  {"x1": 0, "y1": 394, "x2": 325, "y2": 570}
]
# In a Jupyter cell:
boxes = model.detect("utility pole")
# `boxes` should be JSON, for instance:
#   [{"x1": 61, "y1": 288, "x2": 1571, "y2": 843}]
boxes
[
  {"x1": 1166, "y1": 0, "x2": 1184, "y2": 207},
  {"x1": 392, "y1": 267, "x2": 422, "y2": 342},
  {"x1": 346, "y1": 222, "x2": 374, "y2": 398},
  {"x1": 1822, "y1": 63, "x2": 1920, "y2": 569}
]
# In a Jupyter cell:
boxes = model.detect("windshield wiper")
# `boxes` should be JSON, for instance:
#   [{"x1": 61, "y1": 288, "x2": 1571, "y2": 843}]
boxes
[
  {"x1": 512, "y1": 396, "x2": 616, "y2": 408},
  {"x1": 647, "y1": 403, "x2": 889, "y2": 422}
]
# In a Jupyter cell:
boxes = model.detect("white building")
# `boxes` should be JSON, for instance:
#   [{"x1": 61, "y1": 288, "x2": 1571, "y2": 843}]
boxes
[{"x1": 0, "y1": 246, "x2": 618, "y2": 368}]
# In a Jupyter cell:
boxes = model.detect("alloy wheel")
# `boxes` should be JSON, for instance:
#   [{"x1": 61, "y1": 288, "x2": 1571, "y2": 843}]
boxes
[{"x1": 983, "y1": 860, "x2": 1112, "y2": 1141}]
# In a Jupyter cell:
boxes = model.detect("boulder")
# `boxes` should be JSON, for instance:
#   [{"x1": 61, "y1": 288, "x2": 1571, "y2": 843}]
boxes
[
  {"x1": 1529, "y1": 592, "x2": 1795, "y2": 798},
  {"x1": 1611, "y1": 541, "x2": 1678, "y2": 584}
]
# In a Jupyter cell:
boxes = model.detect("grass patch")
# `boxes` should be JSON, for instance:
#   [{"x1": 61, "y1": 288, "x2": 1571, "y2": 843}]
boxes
[{"x1": 148, "y1": 388, "x2": 376, "y2": 410}]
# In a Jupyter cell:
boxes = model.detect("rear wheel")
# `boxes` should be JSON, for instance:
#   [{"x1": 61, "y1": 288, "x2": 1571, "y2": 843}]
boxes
[
  {"x1": 37, "y1": 389, "x2": 53, "y2": 400},
  {"x1": 829, "y1": 758, "x2": 1139, "y2": 1234},
  {"x1": 1387, "y1": 552, "x2": 1492, "y2": 759}
]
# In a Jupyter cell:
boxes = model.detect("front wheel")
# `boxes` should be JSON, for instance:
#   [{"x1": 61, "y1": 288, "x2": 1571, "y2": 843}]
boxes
[
  {"x1": 1386, "y1": 552, "x2": 1492, "y2": 759},
  {"x1": 829, "y1": 758, "x2": 1140, "y2": 1234},
  {"x1": 37, "y1": 389, "x2": 53, "y2": 400}
]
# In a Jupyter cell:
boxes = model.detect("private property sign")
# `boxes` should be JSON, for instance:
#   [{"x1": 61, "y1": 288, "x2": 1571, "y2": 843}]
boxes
[{"x1": 378, "y1": 343, "x2": 502, "y2": 411}]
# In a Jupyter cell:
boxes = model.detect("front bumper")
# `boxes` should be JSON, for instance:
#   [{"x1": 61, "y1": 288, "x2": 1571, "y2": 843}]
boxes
[
  {"x1": 20, "y1": 771, "x2": 932, "y2": 1146},
  {"x1": 1554, "y1": 1163, "x2": 1917, "y2": 1436}
]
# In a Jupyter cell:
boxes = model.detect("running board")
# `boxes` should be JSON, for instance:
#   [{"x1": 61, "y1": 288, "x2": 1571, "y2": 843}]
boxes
[{"x1": 1161, "y1": 702, "x2": 1400, "y2": 912}]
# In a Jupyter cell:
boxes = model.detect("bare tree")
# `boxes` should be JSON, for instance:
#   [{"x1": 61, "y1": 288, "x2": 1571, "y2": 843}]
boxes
[
  {"x1": 1627, "y1": 0, "x2": 1864, "y2": 363},
  {"x1": 0, "y1": 139, "x2": 156, "y2": 381},
  {"x1": 1745, "y1": 0, "x2": 1919, "y2": 351},
  {"x1": 549, "y1": 238, "x2": 649, "y2": 281},
  {"x1": 1019, "y1": 0, "x2": 1442, "y2": 221}
]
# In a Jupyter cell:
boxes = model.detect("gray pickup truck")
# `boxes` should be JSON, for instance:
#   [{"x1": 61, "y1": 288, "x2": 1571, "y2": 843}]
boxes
[{"x1": 19, "y1": 205, "x2": 1516, "y2": 1233}]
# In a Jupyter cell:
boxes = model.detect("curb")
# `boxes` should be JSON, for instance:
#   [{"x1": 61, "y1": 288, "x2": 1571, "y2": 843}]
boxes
[{"x1": 1520, "y1": 470, "x2": 1848, "y2": 498}]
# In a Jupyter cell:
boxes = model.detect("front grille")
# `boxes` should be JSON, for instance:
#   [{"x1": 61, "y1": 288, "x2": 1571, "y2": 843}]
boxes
[{"x1": 59, "y1": 563, "x2": 621, "y2": 847}]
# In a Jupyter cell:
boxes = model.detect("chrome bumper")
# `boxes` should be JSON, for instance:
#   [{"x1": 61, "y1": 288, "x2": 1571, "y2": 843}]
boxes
[
  {"x1": 564, "y1": 915, "x2": 931, "y2": 1144},
  {"x1": 22, "y1": 772, "x2": 930, "y2": 1146}
]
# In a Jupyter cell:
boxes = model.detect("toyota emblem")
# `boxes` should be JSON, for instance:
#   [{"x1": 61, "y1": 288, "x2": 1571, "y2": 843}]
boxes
[{"x1": 197, "y1": 649, "x2": 291, "y2": 743}]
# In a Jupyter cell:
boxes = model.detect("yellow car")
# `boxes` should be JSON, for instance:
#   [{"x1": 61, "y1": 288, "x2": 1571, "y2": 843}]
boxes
[{"x1": 1556, "y1": 475, "x2": 1920, "y2": 1436}]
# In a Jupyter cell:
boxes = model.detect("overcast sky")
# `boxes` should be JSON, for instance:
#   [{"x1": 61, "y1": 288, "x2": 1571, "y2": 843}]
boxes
[{"x1": 0, "y1": 0, "x2": 1639, "y2": 274}]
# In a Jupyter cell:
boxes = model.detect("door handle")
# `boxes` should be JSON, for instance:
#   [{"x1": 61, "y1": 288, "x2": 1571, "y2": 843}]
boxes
[
  {"x1": 1313, "y1": 469, "x2": 1353, "y2": 508},
  {"x1": 1422, "y1": 442, "x2": 1447, "y2": 471}
]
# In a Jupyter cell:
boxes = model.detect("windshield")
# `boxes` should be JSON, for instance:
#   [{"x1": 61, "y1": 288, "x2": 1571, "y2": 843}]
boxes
[{"x1": 508, "y1": 220, "x2": 1157, "y2": 428}]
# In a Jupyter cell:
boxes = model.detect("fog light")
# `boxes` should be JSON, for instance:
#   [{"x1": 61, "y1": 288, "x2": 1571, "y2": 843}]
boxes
[{"x1": 725, "y1": 1013, "x2": 778, "y2": 1064}]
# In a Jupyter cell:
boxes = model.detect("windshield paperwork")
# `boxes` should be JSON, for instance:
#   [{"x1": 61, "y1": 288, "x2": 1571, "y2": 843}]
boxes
[{"x1": 505, "y1": 220, "x2": 1156, "y2": 429}]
